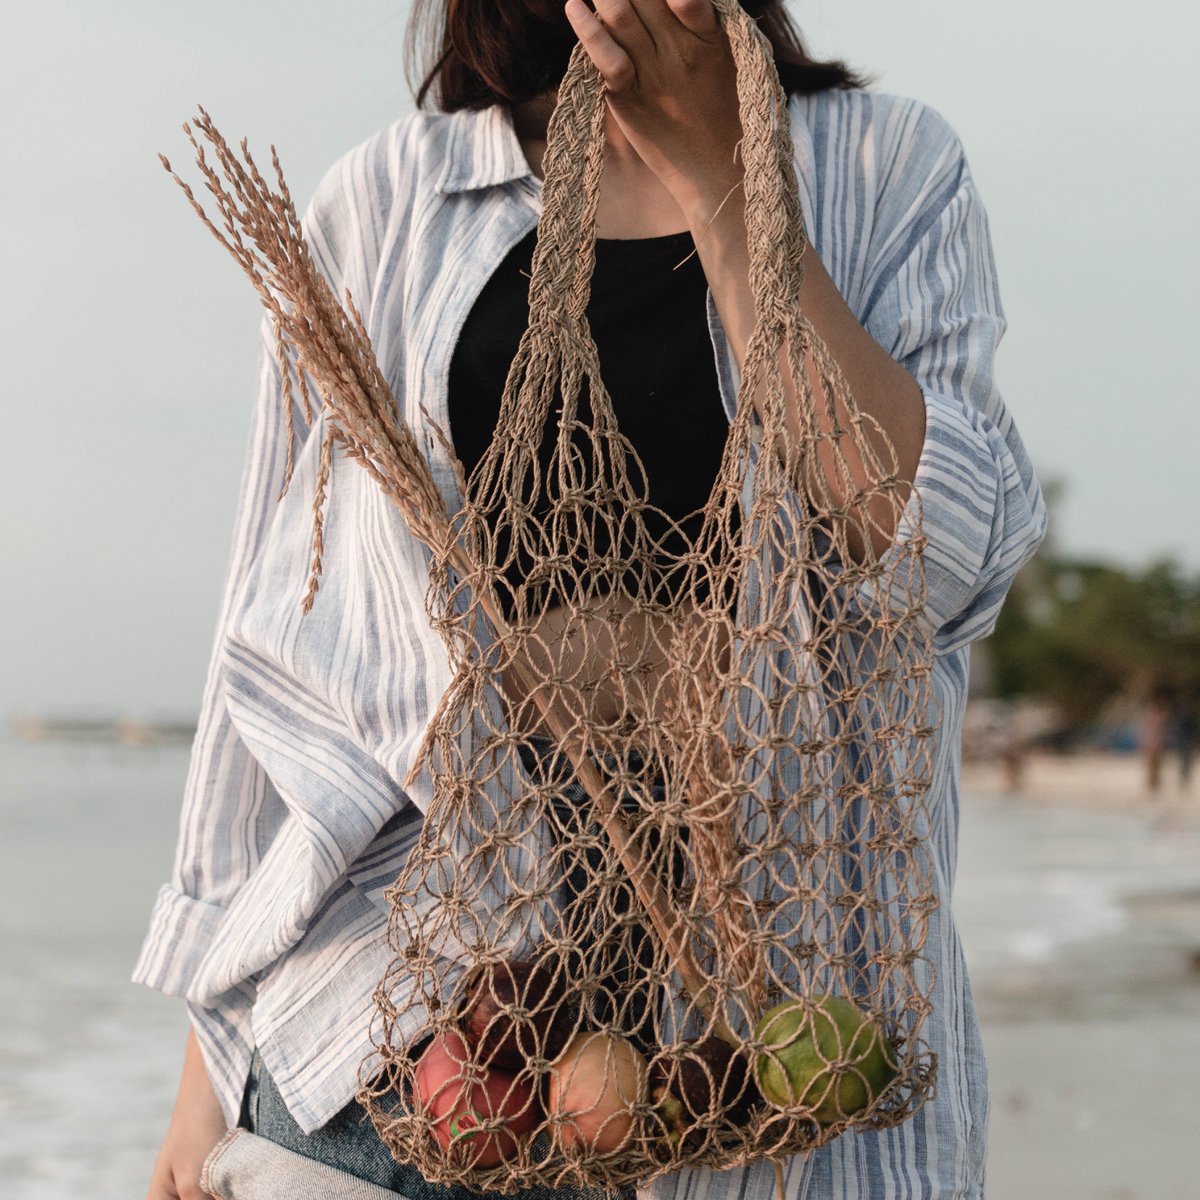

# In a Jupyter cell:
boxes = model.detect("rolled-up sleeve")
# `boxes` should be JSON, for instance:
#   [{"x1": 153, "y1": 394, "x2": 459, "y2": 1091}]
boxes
[
  {"x1": 132, "y1": 134, "x2": 391, "y2": 1002},
  {"x1": 858, "y1": 154, "x2": 1048, "y2": 652},
  {"x1": 132, "y1": 319, "x2": 302, "y2": 999}
]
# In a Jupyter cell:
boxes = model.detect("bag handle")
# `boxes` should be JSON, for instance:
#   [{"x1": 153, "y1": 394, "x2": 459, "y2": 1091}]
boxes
[{"x1": 525, "y1": 0, "x2": 807, "y2": 334}]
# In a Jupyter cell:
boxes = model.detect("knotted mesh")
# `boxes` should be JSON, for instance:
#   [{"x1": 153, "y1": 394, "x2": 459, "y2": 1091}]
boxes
[{"x1": 361, "y1": 3, "x2": 938, "y2": 1189}]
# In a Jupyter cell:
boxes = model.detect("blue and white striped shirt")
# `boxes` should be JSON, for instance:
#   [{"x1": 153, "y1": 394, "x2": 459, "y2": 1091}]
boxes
[{"x1": 134, "y1": 87, "x2": 1047, "y2": 1198}]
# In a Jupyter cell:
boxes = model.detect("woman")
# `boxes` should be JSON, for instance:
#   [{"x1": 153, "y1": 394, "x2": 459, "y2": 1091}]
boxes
[{"x1": 140, "y1": 2, "x2": 1047, "y2": 1198}]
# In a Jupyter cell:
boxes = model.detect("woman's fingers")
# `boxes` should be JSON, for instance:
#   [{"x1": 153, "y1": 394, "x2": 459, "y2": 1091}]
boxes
[
  {"x1": 637, "y1": 0, "x2": 721, "y2": 39},
  {"x1": 595, "y1": 0, "x2": 655, "y2": 52},
  {"x1": 568, "y1": 0, "x2": 725, "y2": 90},
  {"x1": 668, "y1": 0, "x2": 721, "y2": 35},
  {"x1": 626, "y1": 0, "x2": 677, "y2": 45},
  {"x1": 565, "y1": 0, "x2": 636, "y2": 90},
  {"x1": 591, "y1": 0, "x2": 659, "y2": 70}
]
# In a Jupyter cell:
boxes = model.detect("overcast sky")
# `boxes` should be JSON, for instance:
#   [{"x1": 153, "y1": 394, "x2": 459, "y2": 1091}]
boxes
[{"x1": 3, "y1": 0, "x2": 1197, "y2": 716}]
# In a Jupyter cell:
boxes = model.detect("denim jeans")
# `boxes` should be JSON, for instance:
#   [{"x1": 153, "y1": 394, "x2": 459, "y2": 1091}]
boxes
[
  {"x1": 235, "y1": 732, "x2": 665, "y2": 1198},
  {"x1": 202, "y1": 1128, "x2": 402, "y2": 1199}
]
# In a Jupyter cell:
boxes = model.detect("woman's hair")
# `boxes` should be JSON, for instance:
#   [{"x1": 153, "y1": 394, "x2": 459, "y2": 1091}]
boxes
[{"x1": 406, "y1": 1, "x2": 867, "y2": 112}]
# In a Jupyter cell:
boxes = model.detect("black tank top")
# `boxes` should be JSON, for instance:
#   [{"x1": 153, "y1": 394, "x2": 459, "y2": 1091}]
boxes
[{"x1": 447, "y1": 227, "x2": 735, "y2": 617}]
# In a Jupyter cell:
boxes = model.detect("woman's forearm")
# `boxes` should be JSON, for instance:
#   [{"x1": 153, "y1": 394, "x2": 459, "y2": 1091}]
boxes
[
  {"x1": 677, "y1": 173, "x2": 926, "y2": 564},
  {"x1": 145, "y1": 1027, "x2": 226, "y2": 1200}
]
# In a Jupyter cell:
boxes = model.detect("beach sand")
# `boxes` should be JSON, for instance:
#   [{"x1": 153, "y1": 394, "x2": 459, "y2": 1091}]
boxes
[
  {"x1": 963, "y1": 747, "x2": 1197, "y2": 814},
  {"x1": 960, "y1": 753, "x2": 1200, "y2": 1199}
]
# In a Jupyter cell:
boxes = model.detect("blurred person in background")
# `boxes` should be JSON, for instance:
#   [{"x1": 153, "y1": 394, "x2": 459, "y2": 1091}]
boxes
[
  {"x1": 1140, "y1": 685, "x2": 1171, "y2": 794},
  {"x1": 1170, "y1": 689, "x2": 1198, "y2": 792}
]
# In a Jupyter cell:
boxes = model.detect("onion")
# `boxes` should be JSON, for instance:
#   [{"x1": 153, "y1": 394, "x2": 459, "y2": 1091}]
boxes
[
  {"x1": 649, "y1": 1037, "x2": 754, "y2": 1147},
  {"x1": 548, "y1": 1030, "x2": 648, "y2": 1155},
  {"x1": 413, "y1": 1030, "x2": 540, "y2": 1166},
  {"x1": 460, "y1": 956, "x2": 575, "y2": 1071}
]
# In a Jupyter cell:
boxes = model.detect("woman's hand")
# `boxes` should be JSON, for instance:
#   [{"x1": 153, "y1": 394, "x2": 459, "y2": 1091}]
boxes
[
  {"x1": 145, "y1": 1028, "x2": 228, "y2": 1200},
  {"x1": 567, "y1": 0, "x2": 926, "y2": 563},
  {"x1": 563, "y1": 0, "x2": 743, "y2": 208}
]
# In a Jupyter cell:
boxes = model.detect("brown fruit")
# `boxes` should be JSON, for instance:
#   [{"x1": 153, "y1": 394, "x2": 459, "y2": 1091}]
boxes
[{"x1": 649, "y1": 1038, "x2": 754, "y2": 1147}]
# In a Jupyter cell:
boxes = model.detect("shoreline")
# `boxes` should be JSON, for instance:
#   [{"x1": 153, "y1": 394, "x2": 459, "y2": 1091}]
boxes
[
  {"x1": 955, "y1": 772, "x2": 1200, "y2": 1199},
  {"x1": 962, "y1": 749, "x2": 1198, "y2": 817}
]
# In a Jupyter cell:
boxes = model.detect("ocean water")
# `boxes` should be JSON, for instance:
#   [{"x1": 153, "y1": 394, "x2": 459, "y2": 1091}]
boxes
[
  {"x1": 955, "y1": 795, "x2": 1200, "y2": 983},
  {"x1": 2, "y1": 736, "x2": 1199, "y2": 1198},
  {"x1": 0, "y1": 736, "x2": 190, "y2": 1199}
]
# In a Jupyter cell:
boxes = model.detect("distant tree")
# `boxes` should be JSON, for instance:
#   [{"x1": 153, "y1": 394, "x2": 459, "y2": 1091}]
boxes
[{"x1": 983, "y1": 482, "x2": 1200, "y2": 734}]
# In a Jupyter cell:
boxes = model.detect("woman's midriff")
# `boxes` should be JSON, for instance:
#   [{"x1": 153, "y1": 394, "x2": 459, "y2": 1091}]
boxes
[{"x1": 498, "y1": 590, "x2": 731, "y2": 739}]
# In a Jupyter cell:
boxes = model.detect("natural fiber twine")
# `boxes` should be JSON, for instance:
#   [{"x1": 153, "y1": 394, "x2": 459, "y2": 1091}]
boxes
[{"x1": 165, "y1": 1, "x2": 939, "y2": 1192}]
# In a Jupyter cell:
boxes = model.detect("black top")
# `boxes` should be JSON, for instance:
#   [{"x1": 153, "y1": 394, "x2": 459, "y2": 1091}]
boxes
[{"x1": 447, "y1": 227, "x2": 735, "y2": 616}]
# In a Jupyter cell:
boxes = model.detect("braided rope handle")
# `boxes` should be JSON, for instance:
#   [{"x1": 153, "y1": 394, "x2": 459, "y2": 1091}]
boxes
[{"x1": 527, "y1": 2, "x2": 806, "y2": 331}]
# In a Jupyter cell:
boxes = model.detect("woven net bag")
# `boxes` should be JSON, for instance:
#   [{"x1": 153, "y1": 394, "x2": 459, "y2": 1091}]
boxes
[{"x1": 357, "y1": 1, "x2": 939, "y2": 1190}]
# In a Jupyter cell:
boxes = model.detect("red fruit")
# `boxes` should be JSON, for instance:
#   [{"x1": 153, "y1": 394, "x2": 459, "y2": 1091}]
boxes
[{"x1": 413, "y1": 1031, "x2": 541, "y2": 1167}]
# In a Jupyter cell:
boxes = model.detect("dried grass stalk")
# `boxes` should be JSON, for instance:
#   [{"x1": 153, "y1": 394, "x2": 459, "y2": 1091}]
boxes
[{"x1": 163, "y1": 109, "x2": 725, "y2": 1027}]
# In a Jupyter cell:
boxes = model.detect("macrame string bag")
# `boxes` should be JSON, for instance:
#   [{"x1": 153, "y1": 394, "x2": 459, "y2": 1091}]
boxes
[
  {"x1": 159, "y1": 0, "x2": 942, "y2": 1191},
  {"x1": 358, "y1": 1, "x2": 940, "y2": 1191}
]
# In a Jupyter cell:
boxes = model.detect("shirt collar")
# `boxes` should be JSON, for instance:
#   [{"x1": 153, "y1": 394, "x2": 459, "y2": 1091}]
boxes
[
  {"x1": 435, "y1": 102, "x2": 536, "y2": 194},
  {"x1": 431, "y1": 91, "x2": 816, "y2": 215}
]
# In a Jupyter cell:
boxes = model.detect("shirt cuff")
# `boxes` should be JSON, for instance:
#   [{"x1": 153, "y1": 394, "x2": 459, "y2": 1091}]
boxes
[
  {"x1": 852, "y1": 388, "x2": 1001, "y2": 639},
  {"x1": 131, "y1": 883, "x2": 228, "y2": 999}
]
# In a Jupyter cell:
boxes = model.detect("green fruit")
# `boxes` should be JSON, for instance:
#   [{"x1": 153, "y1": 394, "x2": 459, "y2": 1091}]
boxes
[{"x1": 753, "y1": 996, "x2": 898, "y2": 1124}]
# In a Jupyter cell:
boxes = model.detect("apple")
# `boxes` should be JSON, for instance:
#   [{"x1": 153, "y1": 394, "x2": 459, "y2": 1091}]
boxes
[
  {"x1": 548, "y1": 1030, "x2": 648, "y2": 1155},
  {"x1": 413, "y1": 1030, "x2": 541, "y2": 1166}
]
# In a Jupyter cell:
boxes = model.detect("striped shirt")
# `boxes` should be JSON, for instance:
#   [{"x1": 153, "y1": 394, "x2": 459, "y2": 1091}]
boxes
[{"x1": 134, "y1": 87, "x2": 1047, "y2": 1198}]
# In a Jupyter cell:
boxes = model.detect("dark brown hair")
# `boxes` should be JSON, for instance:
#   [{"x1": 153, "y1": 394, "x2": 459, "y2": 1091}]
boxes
[{"x1": 406, "y1": 1, "x2": 866, "y2": 112}]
